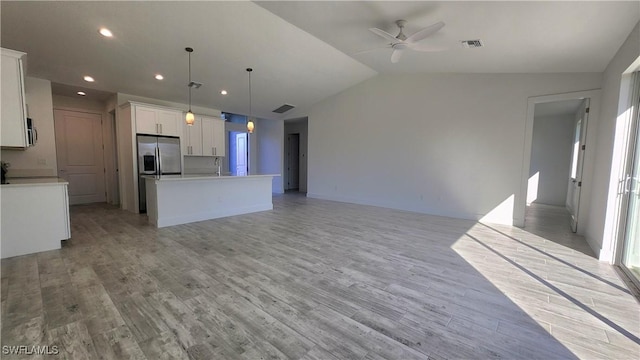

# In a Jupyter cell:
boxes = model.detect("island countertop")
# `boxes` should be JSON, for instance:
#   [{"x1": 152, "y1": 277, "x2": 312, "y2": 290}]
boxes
[
  {"x1": 1, "y1": 177, "x2": 69, "y2": 187},
  {"x1": 143, "y1": 174, "x2": 279, "y2": 182}
]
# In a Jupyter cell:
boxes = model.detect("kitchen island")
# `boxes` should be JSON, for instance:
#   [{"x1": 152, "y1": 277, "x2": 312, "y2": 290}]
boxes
[
  {"x1": 1, "y1": 177, "x2": 71, "y2": 258},
  {"x1": 144, "y1": 174, "x2": 278, "y2": 228}
]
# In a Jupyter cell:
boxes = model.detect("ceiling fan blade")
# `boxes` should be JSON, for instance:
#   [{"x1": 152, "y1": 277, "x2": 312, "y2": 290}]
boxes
[
  {"x1": 354, "y1": 46, "x2": 390, "y2": 55},
  {"x1": 390, "y1": 48, "x2": 404, "y2": 63},
  {"x1": 410, "y1": 43, "x2": 447, "y2": 52},
  {"x1": 369, "y1": 28, "x2": 400, "y2": 43},
  {"x1": 406, "y1": 21, "x2": 445, "y2": 43}
]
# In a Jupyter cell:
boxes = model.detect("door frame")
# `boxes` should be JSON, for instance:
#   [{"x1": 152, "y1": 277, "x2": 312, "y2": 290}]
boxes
[{"x1": 516, "y1": 89, "x2": 601, "y2": 231}]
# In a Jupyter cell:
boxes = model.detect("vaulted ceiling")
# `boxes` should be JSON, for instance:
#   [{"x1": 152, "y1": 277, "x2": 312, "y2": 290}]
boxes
[{"x1": 1, "y1": 1, "x2": 637, "y2": 120}]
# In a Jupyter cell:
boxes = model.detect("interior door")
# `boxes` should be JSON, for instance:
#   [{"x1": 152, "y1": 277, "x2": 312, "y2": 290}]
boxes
[
  {"x1": 235, "y1": 133, "x2": 247, "y2": 176},
  {"x1": 54, "y1": 109, "x2": 106, "y2": 205},
  {"x1": 288, "y1": 134, "x2": 300, "y2": 189},
  {"x1": 567, "y1": 99, "x2": 589, "y2": 232}
]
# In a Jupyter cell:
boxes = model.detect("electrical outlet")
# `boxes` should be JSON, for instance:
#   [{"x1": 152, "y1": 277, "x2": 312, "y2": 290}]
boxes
[{"x1": 37, "y1": 158, "x2": 46, "y2": 165}]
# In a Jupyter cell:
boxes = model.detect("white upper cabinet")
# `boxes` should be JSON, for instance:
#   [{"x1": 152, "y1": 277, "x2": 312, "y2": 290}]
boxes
[
  {"x1": 157, "y1": 110, "x2": 180, "y2": 137},
  {"x1": 183, "y1": 119, "x2": 203, "y2": 156},
  {"x1": 134, "y1": 104, "x2": 181, "y2": 137},
  {"x1": 1, "y1": 48, "x2": 28, "y2": 148},
  {"x1": 184, "y1": 116, "x2": 225, "y2": 157},
  {"x1": 135, "y1": 106, "x2": 157, "y2": 135},
  {"x1": 202, "y1": 116, "x2": 226, "y2": 157}
]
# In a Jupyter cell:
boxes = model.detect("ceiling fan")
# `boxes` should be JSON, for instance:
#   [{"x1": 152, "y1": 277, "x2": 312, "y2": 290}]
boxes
[{"x1": 365, "y1": 20, "x2": 446, "y2": 63}]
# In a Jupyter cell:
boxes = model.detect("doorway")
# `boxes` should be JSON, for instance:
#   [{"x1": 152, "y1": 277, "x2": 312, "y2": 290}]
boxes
[
  {"x1": 229, "y1": 131, "x2": 248, "y2": 176},
  {"x1": 54, "y1": 109, "x2": 106, "y2": 205},
  {"x1": 286, "y1": 133, "x2": 300, "y2": 190},
  {"x1": 526, "y1": 98, "x2": 589, "y2": 232},
  {"x1": 517, "y1": 89, "x2": 601, "y2": 231}
]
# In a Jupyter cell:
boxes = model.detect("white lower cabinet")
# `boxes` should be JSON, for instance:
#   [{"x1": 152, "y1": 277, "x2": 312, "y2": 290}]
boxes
[{"x1": 1, "y1": 178, "x2": 71, "y2": 258}]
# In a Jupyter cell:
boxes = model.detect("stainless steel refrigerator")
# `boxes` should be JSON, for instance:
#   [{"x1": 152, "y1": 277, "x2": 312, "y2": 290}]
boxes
[{"x1": 137, "y1": 135, "x2": 181, "y2": 213}]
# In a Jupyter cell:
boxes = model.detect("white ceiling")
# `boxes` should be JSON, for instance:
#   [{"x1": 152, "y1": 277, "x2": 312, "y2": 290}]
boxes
[
  {"x1": 1, "y1": 1, "x2": 638, "y2": 120},
  {"x1": 257, "y1": 1, "x2": 639, "y2": 73},
  {"x1": 0, "y1": 1, "x2": 375, "y2": 120}
]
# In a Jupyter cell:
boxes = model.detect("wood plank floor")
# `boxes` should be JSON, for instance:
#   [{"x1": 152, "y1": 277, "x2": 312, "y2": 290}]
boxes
[{"x1": 2, "y1": 195, "x2": 639, "y2": 359}]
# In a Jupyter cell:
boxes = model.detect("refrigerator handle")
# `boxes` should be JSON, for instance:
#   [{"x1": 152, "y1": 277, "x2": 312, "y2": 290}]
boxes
[{"x1": 156, "y1": 146, "x2": 162, "y2": 178}]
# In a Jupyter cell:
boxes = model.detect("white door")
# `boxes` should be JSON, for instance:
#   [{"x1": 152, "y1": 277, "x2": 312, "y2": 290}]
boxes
[
  {"x1": 567, "y1": 99, "x2": 589, "y2": 232},
  {"x1": 236, "y1": 133, "x2": 247, "y2": 176},
  {"x1": 287, "y1": 134, "x2": 300, "y2": 189},
  {"x1": 54, "y1": 109, "x2": 106, "y2": 205}
]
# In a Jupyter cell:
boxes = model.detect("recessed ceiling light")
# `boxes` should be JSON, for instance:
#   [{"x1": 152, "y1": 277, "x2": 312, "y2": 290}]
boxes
[
  {"x1": 99, "y1": 28, "x2": 113, "y2": 37},
  {"x1": 220, "y1": 90, "x2": 228, "y2": 95},
  {"x1": 155, "y1": 74, "x2": 164, "y2": 80},
  {"x1": 83, "y1": 76, "x2": 94, "y2": 82},
  {"x1": 77, "y1": 91, "x2": 86, "y2": 96}
]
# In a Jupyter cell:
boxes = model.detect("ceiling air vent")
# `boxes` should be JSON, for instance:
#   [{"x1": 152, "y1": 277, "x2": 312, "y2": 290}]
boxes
[
  {"x1": 272, "y1": 104, "x2": 295, "y2": 114},
  {"x1": 461, "y1": 39, "x2": 484, "y2": 48},
  {"x1": 188, "y1": 81, "x2": 202, "y2": 89}
]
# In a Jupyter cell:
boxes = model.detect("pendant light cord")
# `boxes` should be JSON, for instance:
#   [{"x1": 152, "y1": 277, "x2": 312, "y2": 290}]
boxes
[
  {"x1": 248, "y1": 69, "x2": 252, "y2": 117},
  {"x1": 188, "y1": 50, "x2": 192, "y2": 112}
]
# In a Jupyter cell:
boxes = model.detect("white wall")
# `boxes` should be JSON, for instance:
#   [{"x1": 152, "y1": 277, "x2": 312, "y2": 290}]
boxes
[
  {"x1": 586, "y1": 21, "x2": 640, "y2": 260},
  {"x1": 307, "y1": 73, "x2": 602, "y2": 224},
  {"x1": 1, "y1": 77, "x2": 57, "y2": 177},
  {"x1": 529, "y1": 113, "x2": 574, "y2": 206},
  {"x1": 284, "y1": 119, "x2": 308, "y2": 192},
  {"x1": 257, "y1": 118, "x2": 284, "y2": 193}
]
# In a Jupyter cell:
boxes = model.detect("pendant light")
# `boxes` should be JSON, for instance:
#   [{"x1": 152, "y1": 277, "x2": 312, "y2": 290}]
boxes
[
  {"x1": 185, "y1": 47, "x2": 195, "y2": 126},
  {"x1": 246, "y1": 68, "x2": 255, "y2": 134}
]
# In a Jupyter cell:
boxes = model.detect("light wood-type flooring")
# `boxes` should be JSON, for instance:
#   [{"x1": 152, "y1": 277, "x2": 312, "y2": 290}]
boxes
[{"x1": 2, "y1": 195, "x2": 639, "y2": 359}]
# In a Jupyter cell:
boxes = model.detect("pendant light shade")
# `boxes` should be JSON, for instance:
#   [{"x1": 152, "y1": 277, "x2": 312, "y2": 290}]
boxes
[
  {"x1": 185, "y1": 111, "x2": 195, "y2": 125},
  {"x1": 246, "y1": 68, "x2": 255, "y2": 134},
  {"x1": 247, "y1": 119, "x2": 255, "y2": 133},
  {"x1": 185, "y1": 47, "x2": 195, "y2": 126}
]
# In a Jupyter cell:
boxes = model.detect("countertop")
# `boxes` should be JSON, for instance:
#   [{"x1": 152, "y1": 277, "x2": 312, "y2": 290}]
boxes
[
  {"x1": 142, "y1": 174, "x2": 279, "y2": 182},
  {"x1": 1, "y1": 177, "x2": 69, "y2": 187}
]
